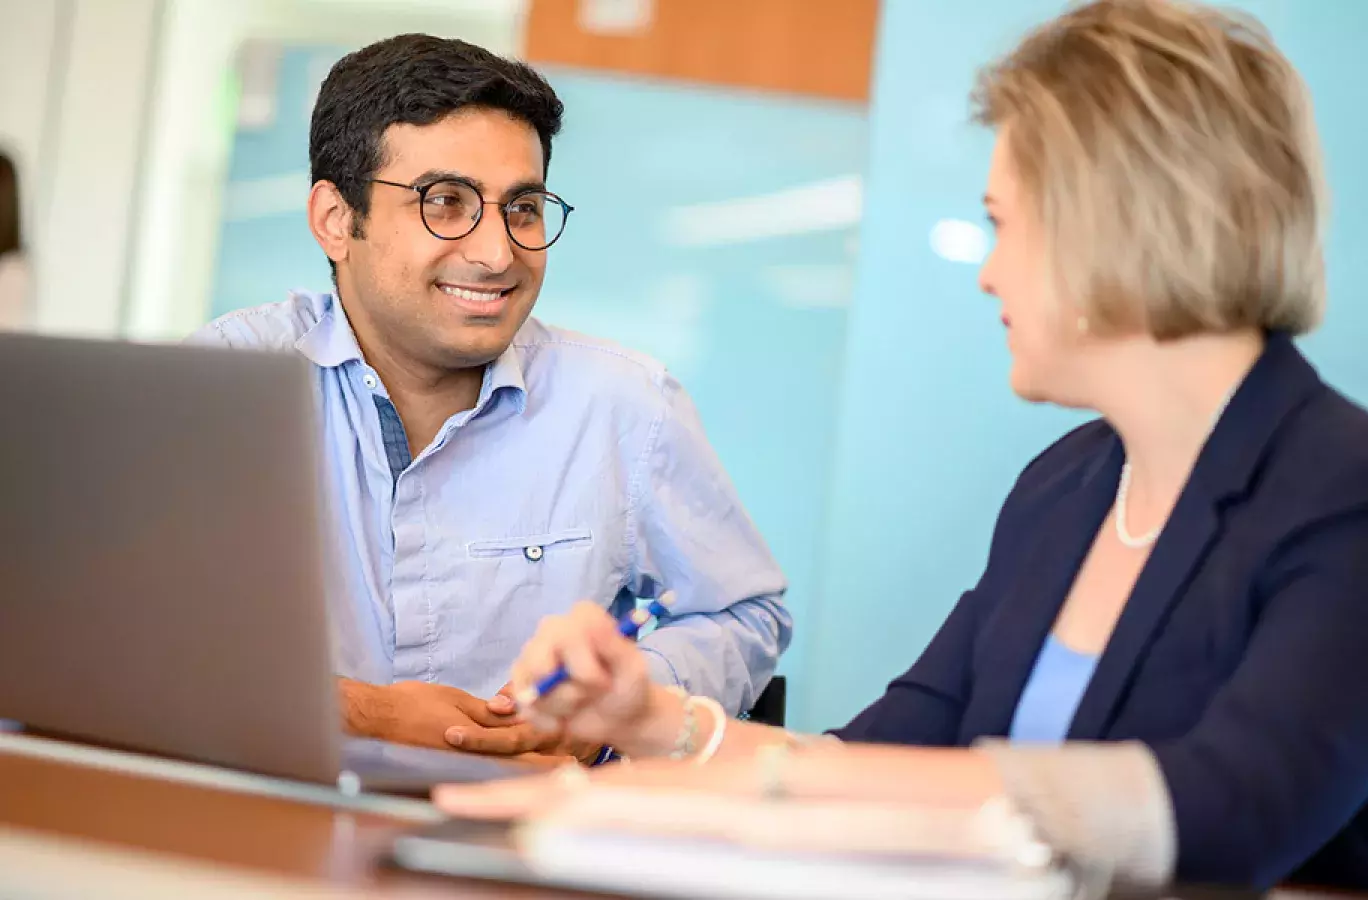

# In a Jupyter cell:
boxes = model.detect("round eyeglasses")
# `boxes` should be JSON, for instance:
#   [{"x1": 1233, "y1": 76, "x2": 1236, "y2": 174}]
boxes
[{"x1": 368, "y1": 177, "x2": 574, "y2": 251}]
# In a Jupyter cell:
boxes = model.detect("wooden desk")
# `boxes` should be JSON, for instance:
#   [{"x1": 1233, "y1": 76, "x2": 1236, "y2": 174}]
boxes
[
  {"x1": 0, "y1": 734, "x2": 601, "y2": 898},
  {"x1": 0, "y1": 734, "x2": 1342, "y2": 900}
]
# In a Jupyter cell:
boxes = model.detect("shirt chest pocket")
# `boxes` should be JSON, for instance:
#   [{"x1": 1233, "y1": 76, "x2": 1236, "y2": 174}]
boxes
[
  {"x1": 467, "y1": 528, "x2": 595, "y2": 565},
  {"x1": 465, "y1": 522, "x2": 621, "y2": 607}
]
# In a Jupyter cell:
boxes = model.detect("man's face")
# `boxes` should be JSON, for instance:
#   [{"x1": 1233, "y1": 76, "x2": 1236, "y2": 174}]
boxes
[{"x1": 336, "y1": 108, "x2": 549, "y2": 373}]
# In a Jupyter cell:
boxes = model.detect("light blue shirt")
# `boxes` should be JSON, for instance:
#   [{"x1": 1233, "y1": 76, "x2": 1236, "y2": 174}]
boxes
[
  {"x1": 190, "y1": 291, "x2": 791, "y2": 714},
  {"x1": 1008, "y1": 634, "x2": 1099, "y2": 744}
]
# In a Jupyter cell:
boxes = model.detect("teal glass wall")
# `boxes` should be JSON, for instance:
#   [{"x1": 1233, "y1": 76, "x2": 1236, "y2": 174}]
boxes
[
  {"x1": 531, "y1": 73, "x2": 866, "y2": 693},
  {"x1": 211, "y1": 47, "x2": 335, "y2": 309}
]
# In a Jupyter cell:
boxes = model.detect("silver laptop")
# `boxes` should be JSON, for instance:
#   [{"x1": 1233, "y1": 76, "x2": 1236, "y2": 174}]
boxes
[{"x1": 0, "y1": 332, "x2": 525, "y2": 795}]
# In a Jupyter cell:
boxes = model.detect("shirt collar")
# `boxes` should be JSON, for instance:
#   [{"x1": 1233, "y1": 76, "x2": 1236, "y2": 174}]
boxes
[
  {"x1": 481, "y1": 340, "x2": 529, "y2": 415},
  {"x1": 295, "y1": 293, "x2": 529, "y2": 415},
  {"x1": 294, "y1": 293, "x2": 365, "y2": 368}
]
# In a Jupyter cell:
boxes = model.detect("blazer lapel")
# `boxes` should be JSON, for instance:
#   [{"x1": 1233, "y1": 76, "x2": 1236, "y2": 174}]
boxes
[
  {"x1": 960, "y1": 441, "x2": 1121, "y2": 739},
  {"x1": 1068, "y1": 332, "x2": 1323, "y2": 740},
  {"x1": 1066, "y1": 489, "x2": 1220, "y2": 740}
]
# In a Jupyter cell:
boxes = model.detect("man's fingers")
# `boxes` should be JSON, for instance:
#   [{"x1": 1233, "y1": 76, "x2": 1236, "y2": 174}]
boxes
[
  {"x1": 467, "y1": 698, "x2": 522, "y2": 727},
  {"x1": 467, "y1": 704, "x2": 518, "y2": 727},
  {"x1": 486, "y1": 683, "x2": 517, "y2": 717},
  {"x1": 445, "y1": 722, "x2": 546, "y2": 756},
  {"x1": 468, "y1": 684, "x2": 517, "y2": 726},
  {"x1": 512, "y1": 751, "x2": 578, "y2": 770}
]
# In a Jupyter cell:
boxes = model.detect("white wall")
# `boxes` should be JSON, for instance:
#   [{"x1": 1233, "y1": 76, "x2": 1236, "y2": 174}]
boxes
[
  {"x1": 0, "y1": 2, "x2": 64, "y2": 283},
  {"x1": 0, "y1": 0, "x2": 163, "y2": 337},
  {"x1": 0, "y1": 0, "x2": 524, "y2": 340},
  {"x1": 0, "y1": 3, "x2": 61, "y2": 165},
  {"x1": 123, "y1": 0, "x2": 279, "y2": 342},
  {"x1": 36, "y1": 0, "x2": 163, "y2": 336}
]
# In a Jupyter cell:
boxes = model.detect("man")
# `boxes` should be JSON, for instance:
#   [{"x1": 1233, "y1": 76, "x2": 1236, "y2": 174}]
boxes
[{"x1": 192, "y1": 35, "x2": 790, "y2": 763}]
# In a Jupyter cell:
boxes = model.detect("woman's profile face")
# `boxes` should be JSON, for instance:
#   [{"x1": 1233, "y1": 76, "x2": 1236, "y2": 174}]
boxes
[{"x1": 978, "y1": 130, "x2": 1090, "y2": 406}]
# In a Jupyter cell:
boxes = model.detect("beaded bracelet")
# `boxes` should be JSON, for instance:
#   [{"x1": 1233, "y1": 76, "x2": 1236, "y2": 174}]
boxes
[
  {"x1": 666, "y1": 688, "x2": 728, "y2": 764},
  {"x1": 688, "y1": 695, "x2": 727, "y2": 765},
  {"x1": 666, "y1": 686, "x2": 697, "y2": 760}
]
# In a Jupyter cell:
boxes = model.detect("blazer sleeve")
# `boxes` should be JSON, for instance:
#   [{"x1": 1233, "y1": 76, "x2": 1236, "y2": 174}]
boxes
[{"x1": 1150, "y1": 481, "x2": 1368, "y2": 887}]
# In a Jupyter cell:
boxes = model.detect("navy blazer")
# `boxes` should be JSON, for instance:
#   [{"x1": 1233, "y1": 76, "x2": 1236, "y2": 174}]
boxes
[{"x1": 834, "y1": 334, "x2": 1368, "y2": 889}]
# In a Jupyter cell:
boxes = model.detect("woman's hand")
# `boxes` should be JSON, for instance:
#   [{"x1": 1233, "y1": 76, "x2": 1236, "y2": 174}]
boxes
[
  {"x1": 434, "y1": 744, "x2": 1004, "y2": 824},
  {"x1": 445, "y1": 601, "x2": 688, "y2": 759},
  {"x1": 515, "y1": 601, "x2": 653, "y2": 741}
]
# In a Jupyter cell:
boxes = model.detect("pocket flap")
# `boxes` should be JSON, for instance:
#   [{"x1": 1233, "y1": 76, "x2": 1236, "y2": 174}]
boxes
[{"x1": 467, "y1": 527, "x2": 594, "y2": 559}]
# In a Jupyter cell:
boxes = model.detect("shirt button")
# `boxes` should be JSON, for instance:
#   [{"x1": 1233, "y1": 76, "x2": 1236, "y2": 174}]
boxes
[
  {"x1": 524, "y1": 545, "x2": 544, "y2": 562},
  {"x1": 362, "y1": 372, "x2": 378, "y2": 390}
]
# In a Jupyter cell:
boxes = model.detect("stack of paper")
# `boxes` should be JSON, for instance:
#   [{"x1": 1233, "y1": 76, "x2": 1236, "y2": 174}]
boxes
[{"x1": 516, "y1": 787, "x2": 1077, "y2": 900}]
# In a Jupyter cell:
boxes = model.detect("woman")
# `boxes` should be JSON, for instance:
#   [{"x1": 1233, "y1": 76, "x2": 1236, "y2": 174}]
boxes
[
  {"x1": 0, "y1": 151, "x2": 32, "y2": 330},
  {"x1": 439, "y1": 0, "x2": 1368, "y2": 890}
]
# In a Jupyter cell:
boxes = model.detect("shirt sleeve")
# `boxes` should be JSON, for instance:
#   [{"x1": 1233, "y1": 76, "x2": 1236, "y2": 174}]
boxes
[
  {"x1": 627, "y1": 372, "x2": 792, "y2": 716},
  {"x1": 185, "y1": 323, "x2": 229, "y2": 345}
]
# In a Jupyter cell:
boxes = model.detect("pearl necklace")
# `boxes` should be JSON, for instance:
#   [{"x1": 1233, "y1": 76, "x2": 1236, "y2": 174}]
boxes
[{"x1": 1114, "y1": 386, "x2": 1238, "y2": 549}]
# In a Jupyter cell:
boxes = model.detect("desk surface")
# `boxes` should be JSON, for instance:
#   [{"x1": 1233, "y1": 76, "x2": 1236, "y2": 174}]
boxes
[
  {"x1": 0, "y1": 735, "x2": 601, "y2": 898},
  {"x1": 0, "y1": 735, "x2": 1331, "y2": 900}
]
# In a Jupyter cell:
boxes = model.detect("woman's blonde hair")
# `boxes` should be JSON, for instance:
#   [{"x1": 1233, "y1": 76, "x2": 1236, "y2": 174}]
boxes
[{"x1": 972, "y1": 0, "x2": 1325, "y2": 339}]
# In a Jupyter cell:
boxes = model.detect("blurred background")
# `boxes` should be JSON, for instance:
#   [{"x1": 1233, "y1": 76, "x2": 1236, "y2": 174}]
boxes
[{"x1": 1, "y1": 0, "x2": 1365, "y2": 733}]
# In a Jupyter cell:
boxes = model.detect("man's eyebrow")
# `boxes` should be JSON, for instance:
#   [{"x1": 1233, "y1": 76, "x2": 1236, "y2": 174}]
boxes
[
  {"x1": 408, "y1": 170, "x2": 548, "y2": 202},
  {"x1": 410, "y1": 169, "x2": 476, "y2": 189},
  {"x1": 502, "y1": 179, "x2": 548, "y2": 200}
]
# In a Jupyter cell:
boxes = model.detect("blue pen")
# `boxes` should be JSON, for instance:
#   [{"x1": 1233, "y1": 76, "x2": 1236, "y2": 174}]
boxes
[{"x1": 517, "y1": 591, "x2": 676, "y2": 707}]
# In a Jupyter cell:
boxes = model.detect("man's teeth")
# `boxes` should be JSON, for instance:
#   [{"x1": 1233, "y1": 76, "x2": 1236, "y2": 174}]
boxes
[{"x1": 439, "y1": 285, "x2": 504, "y2": 303}]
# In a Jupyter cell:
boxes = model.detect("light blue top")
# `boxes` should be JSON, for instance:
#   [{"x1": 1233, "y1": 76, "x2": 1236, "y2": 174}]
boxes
[
  {"x1": 189, "y1": 291, "x2": 791, "y2": 714},
  {"x1": 1008, "y1": 634, "x2": 1100, "y2": 744}
]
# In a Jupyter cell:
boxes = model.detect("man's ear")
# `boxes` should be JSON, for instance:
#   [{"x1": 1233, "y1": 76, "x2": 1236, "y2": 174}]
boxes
[{"x1": 307, "y1": 180, "x2": 356, "y2": 267}]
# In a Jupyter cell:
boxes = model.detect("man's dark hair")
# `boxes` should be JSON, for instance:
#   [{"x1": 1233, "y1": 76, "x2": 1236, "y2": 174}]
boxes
[
  {"x1": 309, "y1": 34, "x2": 564, "y2": 241},
  {"x1": 0, "y1": 151, "x2": 21, "y2": 257}
]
